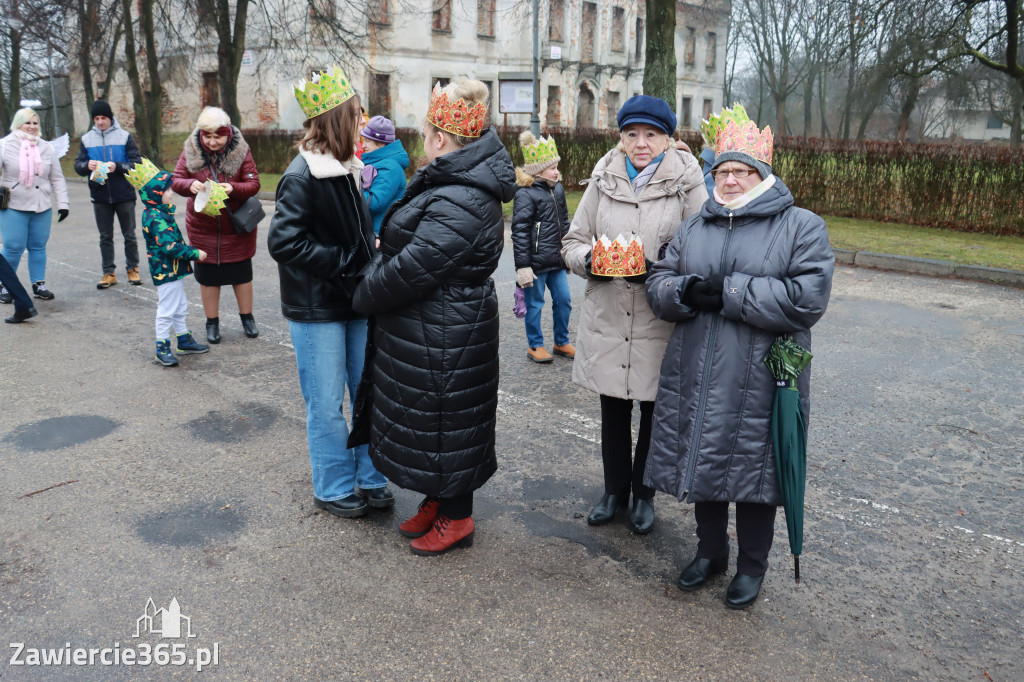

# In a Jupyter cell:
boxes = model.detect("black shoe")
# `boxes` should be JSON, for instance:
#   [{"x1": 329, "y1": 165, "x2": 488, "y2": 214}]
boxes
[
  {"x1": 31, "y1": 282, "x2": 54, "y2": 300},
  {"x1": 5, "y1": 307, "x2": 38, "y2": 323},
  {"x1": 314, "y1": 494, "x2": 368, "y2": 518},
  {"x1": 677, "y1": 555, "x2": 729, "y2": 592},
  {"x1": 0, "y1": 287, "x2": 12, "y2": 304},
  {"x1": 357, "y1": 486, "x2": 395, "y2": 509},
  {"x1": 241, "y1": 316, "x2": 259, "y2": 338},
  {"x1": 586, "y1": 493, "x2": 627, "y2": 526},
  {"x1": 725, "y1": 573, "x2": 765, "y2": 609},
  {"x1": 206, "y1": 320, "x2": 221, "y2": 344},
  {"x1": 629, "y1": 497, "x2": 655, "y2": 534}
]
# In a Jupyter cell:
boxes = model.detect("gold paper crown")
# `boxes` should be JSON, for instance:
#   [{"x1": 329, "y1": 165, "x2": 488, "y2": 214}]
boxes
[
  {"x1": 294, "y1": 65, "x2": 356, "y2": 119},
  {"x1": 521, "y1": 133, "x2": 559, "y2": 166},
  {"x1": 426, "y1": 83, "x2": 487, "y2": 138},
  {"x1": 591, "y1": 234, "x2": 646, "y2": 277},
  {"x1": 700, "y1": 103, "x2": 750, "y2": 145},
  {"x1": 715, "y1": 120, "x2": 774, "y2": 166},
  {"x1": 126, "y1": 158, "x2": 162, "y2": 191},
  {"x1": 195, "y1": 180, "x2": 229, "y2": 216}
]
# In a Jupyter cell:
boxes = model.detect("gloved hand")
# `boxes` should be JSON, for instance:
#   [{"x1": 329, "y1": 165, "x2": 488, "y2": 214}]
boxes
[
  {"x1": 58, "y1": 209, "x2": 69, "y2": 222},
  {"x1": 584, "y1": 251, "x2": 613, "y2": 281},
  {"x1": 360, "y1": 165, "x2": 378, "y2": 190},
  {"x1": 681, "y1": 274, "x2": 725, "y2": 311},
  {"x1": 624, "y1": 259, "x2": 654, "y2": 283},
  {"x1": 516, "y1": 266, "x2": 537, "y2": 288}
]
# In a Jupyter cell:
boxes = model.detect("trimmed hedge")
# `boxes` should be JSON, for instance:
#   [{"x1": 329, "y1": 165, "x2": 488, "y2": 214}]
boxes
[{"x1": 241, "y1": 128, "x2": 1024, "y2": 236}]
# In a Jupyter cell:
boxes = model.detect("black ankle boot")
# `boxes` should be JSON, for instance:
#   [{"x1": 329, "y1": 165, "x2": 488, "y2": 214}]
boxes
[
  {"x1": 206, "y1": 318, "x2": 221, "y2": 344},
  {"x1": 725, "y1": 573, "x2": 765, "y2": 609},
  {"x1": 240, "y1": 314, "x2": 258, "y2": 338},
  {"x1": 629, "y1": 497, "x2": 655, "y2": 534},
  {"x1": 677, "y1": 555, "x2": 729, "y2": 592},
  {"x1": 586, "y1": 493, "x2": 627, "y2": 526}
]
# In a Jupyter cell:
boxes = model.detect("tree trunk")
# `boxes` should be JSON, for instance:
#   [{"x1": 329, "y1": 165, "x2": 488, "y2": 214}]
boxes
[
  {"x1": 101, "y1": 18, "x2": 124, "y2": 102},
  {"x1": 1012, "y1": 77, "x2": 1023, "y2": 147},
  {"x1": 0, "y1": 73, "x2": 9, "y2": 131},
  {"x1": 7, "y1": 27, "x2": 23, "y2": 124},
  {"x1": 139, "y1": 0, "x2": 162, "y2": 160},
  {"x1": 215, "y1": 0, "x2": 249, "y2": 125},
  {"x1": 77, "y1": 0, "x2": 95, "y2": 108},
  {"x1": 803, "y1": 68, "x2": 814, "y2": 137},
  {"x1": 642, "y1": 0, "x2": 677, "y2": 107},
  {"x1": 896, "y1": 78, "x2": 921, "y2": 142},
  {"x1": 121, "y1": 0, "x2": 152, "y2": 156},
  {"x1": 818, "y1": 70, "x2": 831, "y2": 138},
  {"x1": 775, "y1": 91, "x2": 787, "y2": 135}
]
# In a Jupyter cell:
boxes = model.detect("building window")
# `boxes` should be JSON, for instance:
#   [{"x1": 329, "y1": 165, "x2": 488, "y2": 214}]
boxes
[
  {"x1": 987, "y1": 113, "x2": 1005, "y2": 129},
  {"x1": 581, "y1": 2, "x2": 597, "y2": 63},
  {"x1": 703, "y1": 98, "x2": 713, "y2": 121},
  {"x1": 197, "y1": 0, "x2": 216, "y2": 27},
  {"x1": 478, "y1": 0, "x2": 495, "y2": 36},
  {"x1": 368, "y1": 74, "x2": 391, "y2": 116},
  {"x1": 634, "y1": 18, "x2": 644, "y2": 62},
  {"x1": 706, "y1": 32, "x2": 717, "y2": 70},
  {"x1": 681, "y1": 96, "x2": 692, "y2": 129},
  {"x1": 201, "y1": 72, "x2": 219, "y2": 108},
  {"x1": 310, "y1": 0, "x2": 335, "y2": 21},
  {"x1": 606, "y1": 90, "x2": 620, "y2": 124},
  {"x1": 576, "y1": 83, "x2": 595, "y2": 128},
  {"x1": 684, "y1": 27, "x2": 696, "y2": 65},
  {"x1": 369, "y1": 0, "x2": 389, "y2": 24},
  {"x1": 546, "y1": 85, "x2": 561, "y2": 126},
  {"x1": 480, "y1": 80, "x2": 493, "y2": 111},
  {"x1": 433, "y1": 0, "x2": 450, "y2": 31},
  {"x1": 433, "y1": 77, "x2": 451, "y2": 90},
  {"x1": 548, "y1": 0, "x2": 563, "y2": 41},
  {"x1": 611, "y1": 7, "x2": 625, "y2": 52}
]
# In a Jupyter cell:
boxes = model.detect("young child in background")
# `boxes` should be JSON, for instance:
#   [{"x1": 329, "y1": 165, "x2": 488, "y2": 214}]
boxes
[
  {"x1": 511, "y1": 131, "x2": 574, "y2": 363},
  {"x1": 358, "y1": 115, "x2": 409, "y2": 246},
  {"x1": 126, "y1": 158, "x2": 209, "y2": 367}
]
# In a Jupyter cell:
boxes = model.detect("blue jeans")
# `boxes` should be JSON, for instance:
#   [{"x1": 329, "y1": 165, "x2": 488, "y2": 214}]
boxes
[
  {"x1": 288, "y1": 318, "x2": 388, "y2": 500},
  {"x1": 523, "y1": 268, "x2": 571, "y2": 348},
  {"x1": 0, "y1": 208, "x2": 52, "y2": 283}
]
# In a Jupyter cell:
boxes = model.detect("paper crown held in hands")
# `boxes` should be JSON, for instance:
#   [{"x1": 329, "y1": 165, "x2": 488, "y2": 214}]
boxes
[
  {"x1": 591, "y1": 233, "x2": 646, "y2": 277},
  {"x1": 195, "y1": 180, "x2": 229, "y2": 216}
]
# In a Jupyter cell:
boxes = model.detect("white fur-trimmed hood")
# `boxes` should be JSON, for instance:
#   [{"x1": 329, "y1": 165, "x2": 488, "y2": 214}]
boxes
[{"x1": 299, "y1": 147, "x2": 364, "y2": 179}]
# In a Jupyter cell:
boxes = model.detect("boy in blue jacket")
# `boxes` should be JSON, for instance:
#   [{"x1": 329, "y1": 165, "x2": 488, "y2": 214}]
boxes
[
  {"x1": 126, "y1": 159, "x2": 209, "y2": 367},
  {"x1": 358, "y1": 116, "x2": 409, "y2": 242}
]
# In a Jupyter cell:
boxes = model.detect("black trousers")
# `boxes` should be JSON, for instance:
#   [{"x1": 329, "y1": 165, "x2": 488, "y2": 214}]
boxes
[
  {"x1": 94, "y1": 201, "x2": 139, "y2": 273},
  {"x1": 599, "y1": 394, "x2": 655, "y2": 501},
  {"x1": 694, "y1": 501, "x2": 778, "y2": 577},
  {"x1": 0, "y1": 253, "x2": 33, "y2": 312},
  {"x1": 430, "y1": 493, "x2": 473, "y2": 520}
]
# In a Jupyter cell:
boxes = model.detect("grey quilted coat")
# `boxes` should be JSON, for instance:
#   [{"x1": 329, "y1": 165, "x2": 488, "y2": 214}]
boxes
[
  {"x1": 561, "y1": 146, "x2": 707, "y2": 401},
  {"x1": 644, "y1": 178, "x2": 834, "y2": 504}
]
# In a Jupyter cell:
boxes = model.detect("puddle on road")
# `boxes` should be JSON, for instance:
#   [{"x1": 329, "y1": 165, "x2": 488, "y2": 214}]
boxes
[
  {"x1": 184, "y1": 403, "x2": 279, "y2": 443},
  {"x1": 135, "y1": 502, "x2": 246, "y2": 547},
  {"x1": 4, "y1": 415, "x2": 119, "y2": 452}
]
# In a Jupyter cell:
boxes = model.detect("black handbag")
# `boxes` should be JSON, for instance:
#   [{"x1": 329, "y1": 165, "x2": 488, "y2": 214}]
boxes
[
  {"x1": 0, "y1": 186, "x2": 10, "y2": 210},
  {"x1": 209, "y1": 164, "x2": 264, "y2": 234}
]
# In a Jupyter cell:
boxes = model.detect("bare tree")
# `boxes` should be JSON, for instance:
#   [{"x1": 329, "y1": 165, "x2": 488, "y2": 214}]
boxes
[
  {"x1": 963, "y1": 0, "x2": 1024, "y2": 145},
  {"x1": 643, "y1": 0, "x2": 677, "y2": 103}
]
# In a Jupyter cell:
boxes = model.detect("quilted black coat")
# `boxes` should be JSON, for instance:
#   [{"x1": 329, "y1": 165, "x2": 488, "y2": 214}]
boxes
[
  {"x1": 510, "y1": 172, "x2": 570, "y2": 274},
  {"x1": 352, "y1": 128, "x2": 516, "y2": 498}
]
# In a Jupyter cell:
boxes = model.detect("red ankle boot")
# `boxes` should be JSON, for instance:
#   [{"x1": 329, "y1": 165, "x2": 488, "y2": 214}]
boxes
[
  {"x1": 409, "y1": 515, "x2": 475, "y2": 556},
  {"x1": 398, "y1": 499, "x2": 440, "y2": 538}
]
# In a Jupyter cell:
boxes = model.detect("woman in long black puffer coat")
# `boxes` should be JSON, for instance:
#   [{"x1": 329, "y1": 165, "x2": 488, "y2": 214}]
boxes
[{"x1": 353, "y1": 80, "x2": 516, "y2": 556}]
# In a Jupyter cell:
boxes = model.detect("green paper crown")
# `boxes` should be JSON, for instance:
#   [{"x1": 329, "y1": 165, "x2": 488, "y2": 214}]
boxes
[
  {"x1": 700, "y1": 103, "x2": 750, "y2": 145},
  {"x1": 294, "y1": 65, "x2": 356, "y2": 119},
  {"x1": 126, "y1": 158, "x2": 162, "y2": 191},
  {"x1": 522, "y1": 135, "x2": 559, "y2": 166}
]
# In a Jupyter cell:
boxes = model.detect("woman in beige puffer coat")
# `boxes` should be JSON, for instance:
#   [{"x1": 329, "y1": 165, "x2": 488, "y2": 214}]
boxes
[{"x1": 561, "y1": 95, "x2": 706, "y2": 534}]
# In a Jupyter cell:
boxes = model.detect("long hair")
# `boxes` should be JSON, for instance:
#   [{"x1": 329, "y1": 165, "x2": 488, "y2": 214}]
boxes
[
  {"x1": 298, "y1": 95, "x2": 361, "y2": 162},
  {"x1": 10, "y1": 108, "x2": 38, "y2": 132},
  {"x1": 423, "y1": 80, "x2": 489, "y2": 149}
]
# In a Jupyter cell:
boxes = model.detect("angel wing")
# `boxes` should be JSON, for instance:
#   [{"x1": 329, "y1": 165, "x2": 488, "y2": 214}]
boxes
[{"x1": 48, "y1": 133, "x2": 70, "y2": 160}]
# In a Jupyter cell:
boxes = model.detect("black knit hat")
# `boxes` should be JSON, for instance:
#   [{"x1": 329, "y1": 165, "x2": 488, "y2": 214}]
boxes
[{"x1": 91, "y1": 100, "x2": 114, "y2": 120}]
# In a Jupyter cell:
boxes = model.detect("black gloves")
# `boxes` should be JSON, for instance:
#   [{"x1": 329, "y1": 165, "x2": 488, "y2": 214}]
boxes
[
  {"x1": 57, "y1": 209, "x2": 69, "y2": 222},
  {"x1": 623, "y1": 258, "x2": 654, "y2": 283},
  {"x1": 584, "y1": 251, "x2": 613, "y2": 281},
  {"x1": 682, "y1": 273, "x2": 725, "y2": 311}
]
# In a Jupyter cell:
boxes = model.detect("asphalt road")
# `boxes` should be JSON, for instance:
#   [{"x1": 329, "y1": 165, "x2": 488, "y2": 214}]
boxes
[{"x1": 1, "y1": 181, "x2": 1022, "y2": 680}]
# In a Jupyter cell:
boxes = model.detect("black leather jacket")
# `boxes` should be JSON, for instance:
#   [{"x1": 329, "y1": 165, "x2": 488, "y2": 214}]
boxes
[{"x1": 267, "y1": 152, "x2": 375, "y2": 322}]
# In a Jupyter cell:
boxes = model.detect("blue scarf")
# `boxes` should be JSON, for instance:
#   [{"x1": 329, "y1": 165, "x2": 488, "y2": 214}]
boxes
[{"x1": 625, "y1": 152, "x2": 665, "y2": 181}]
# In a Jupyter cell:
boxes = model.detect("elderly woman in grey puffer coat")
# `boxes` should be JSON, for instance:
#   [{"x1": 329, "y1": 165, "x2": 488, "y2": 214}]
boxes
[{"x1": 645, "y1": 119, "x2": 834, "y2": 609}]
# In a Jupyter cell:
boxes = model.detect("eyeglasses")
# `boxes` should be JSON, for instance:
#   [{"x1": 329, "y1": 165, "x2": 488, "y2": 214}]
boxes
[{"x1": 711, "y1": 168, "x2": 756, "y2": 179}]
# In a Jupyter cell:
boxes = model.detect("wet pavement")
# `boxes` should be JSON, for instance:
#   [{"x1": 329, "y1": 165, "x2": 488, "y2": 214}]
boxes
[{"x1": 1, "y1": 181, "x2": 1022, "y2": 680}]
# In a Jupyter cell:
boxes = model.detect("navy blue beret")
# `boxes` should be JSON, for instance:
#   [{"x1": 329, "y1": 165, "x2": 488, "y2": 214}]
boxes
[{"x1": 616, "y1": 95, "x2": 677, "y2": 135}]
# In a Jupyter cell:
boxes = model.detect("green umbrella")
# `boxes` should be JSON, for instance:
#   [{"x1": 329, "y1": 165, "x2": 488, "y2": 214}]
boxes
[{"x1": 764, "y1": 337, "x2": 813, "y2": 583}]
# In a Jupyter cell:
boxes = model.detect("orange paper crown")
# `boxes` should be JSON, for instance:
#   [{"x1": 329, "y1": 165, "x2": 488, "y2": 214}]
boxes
[
  {"x1": 715, "y1": 120, "x2": 773, "y2": 166},
  {"x1": 426, "y1": 83, "x2": 487, "y2": 138},
  {"x1": 591, "y1": 234, "x2": 646, "y2": 277}
]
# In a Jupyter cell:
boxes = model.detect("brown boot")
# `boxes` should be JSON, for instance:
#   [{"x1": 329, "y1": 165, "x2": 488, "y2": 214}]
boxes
[
  {"x1": 553, "y1": 343, "x2": 576, "y2": 359},
  {"x1": 398, "y1": 498, "x2": 439, "y2": 538},
  {"x1": 96, "y1": 272, "x2": 117, "y2": 289},
  {"x1": 410, "y1": 515, "x2": 475, "y2": 556},
  {"x1": 527, "y1": 346, "x2": 554, "y2": 363},
  {"x1": 126, "y1": 267, "x2": 143, "y2": 285}
]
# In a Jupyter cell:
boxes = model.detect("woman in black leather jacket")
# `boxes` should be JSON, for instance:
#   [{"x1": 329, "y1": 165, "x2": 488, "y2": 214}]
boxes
[
  {"x1": 267, "y1": 67, "x2": 391, "y2": 520},
  {"x1": 353, "y1": 80, "x2": 516, "y2": 556}
]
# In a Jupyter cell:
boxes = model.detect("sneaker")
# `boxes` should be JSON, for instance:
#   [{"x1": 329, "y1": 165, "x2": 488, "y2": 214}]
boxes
[
  {"x1": 0, "y1": 287, "x2": 12, "y2": 304},
  {"x1": 553, "y1": 343, "x2": 576, "y2": 359},
  {"x1": 176, "y1": 331, "x2": 210, "y2": 355},
  {"x1": 126, "y1": 267, "x2": 142, "y2": 286},
  {"x1": 527, "y1": 346, "x2": 554, "y2": 363},
  {"x1": 155, "y1": 339, "x2": 179, "y2": 366},
  {"x1": 97, "y1": 273, "x2": 118, "y2": 289},
  {"x1": 31, "y1": 282, "x2": 54, "y2": 300}
]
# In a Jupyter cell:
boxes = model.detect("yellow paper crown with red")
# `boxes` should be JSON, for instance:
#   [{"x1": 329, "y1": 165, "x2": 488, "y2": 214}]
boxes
[
  {"x1": 715, "y1": 120, "x2": 773, "y2": 166},
  {"x1": 294, "y1": 65, "x2": 357, "y2": 119},
  {"x1": 426, "y1": 82, "x2": 487, "y2": 138},
  {"x1": 700, "y1": 103, "x2": 750, "y2": 146}
]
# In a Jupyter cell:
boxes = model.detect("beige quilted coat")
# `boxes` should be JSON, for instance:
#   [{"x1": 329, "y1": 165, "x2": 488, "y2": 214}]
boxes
[{"x1": 561, "y1": 146, "x2": 706, "y2": 401}]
